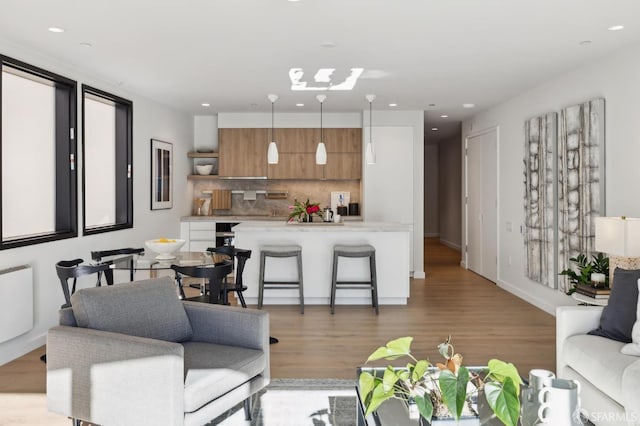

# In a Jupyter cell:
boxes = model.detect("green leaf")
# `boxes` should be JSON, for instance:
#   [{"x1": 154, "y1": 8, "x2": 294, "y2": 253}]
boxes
[
  {"x1": 382, "y1": 366, "x2": 399, "y2": 393},
  {"x1": 365, "y1": 381, "x2": 396, "y2": 416},
  {"x1": 397, "y1": 368, "x2": 410, "y2": 381},
  {"x1": 414, "y1": 394, "x2": 434, "y2": 421},
  {"x1": 358, "y1": 372, "x2": 375, "y2": 403},
  {"x1": 366, "y1": 337, "x2": 413, "y2": 362},
  {"x1": 484, "y1": 378, "x2": 520, "y2": 426},
  {"x1": 487, "y1": 359, "x2": 522, "y2": 394},
  {"x1": 438, "y1": 366, "x2": 469, "y2": 420},
  {"x1": 412, "y1": 360, "x2": 429, "y2": 381}
]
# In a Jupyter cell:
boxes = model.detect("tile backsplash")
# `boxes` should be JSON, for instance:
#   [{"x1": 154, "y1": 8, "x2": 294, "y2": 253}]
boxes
[{"x1": 191, "y1": 180, "x2": 361, "y2": 217}]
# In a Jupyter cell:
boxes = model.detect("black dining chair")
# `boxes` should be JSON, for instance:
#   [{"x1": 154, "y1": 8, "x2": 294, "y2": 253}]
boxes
[
  {"x1": 206, "y1": 246, "x2": 252, "y2": 308},
  {"x1": 56, "y1": 259, "x2": 114, "y2": 309},
  {"x1": 171, "y1": 261, "x2": 233, "y2": 304},
  {"x1": 91, "y1": 247, "x2": 145, "y2": 282}
]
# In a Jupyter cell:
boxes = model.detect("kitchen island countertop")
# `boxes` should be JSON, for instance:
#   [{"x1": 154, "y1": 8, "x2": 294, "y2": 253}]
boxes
[{"x1": 233, "y1": 220, "x2": 409, "y2": 232}]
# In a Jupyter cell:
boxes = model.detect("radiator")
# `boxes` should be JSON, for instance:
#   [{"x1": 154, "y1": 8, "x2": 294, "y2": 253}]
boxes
[{"x1": 0, "y1": 265, "x2": 33, "y2": 343}]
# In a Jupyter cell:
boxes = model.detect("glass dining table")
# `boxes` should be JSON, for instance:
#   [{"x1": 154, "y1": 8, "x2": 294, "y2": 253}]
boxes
[{"x1": 108, "y1": 251, "x2": 231, "y2": 303}]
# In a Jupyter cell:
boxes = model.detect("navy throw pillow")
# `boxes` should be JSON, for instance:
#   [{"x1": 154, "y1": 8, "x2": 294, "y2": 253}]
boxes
[{"x1": 588, "y1": 267, "x2": 640, "y2": 343}]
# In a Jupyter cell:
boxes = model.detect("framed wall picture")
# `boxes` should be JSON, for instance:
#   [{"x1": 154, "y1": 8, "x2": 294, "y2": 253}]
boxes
[{"x1": 150, "y1": 139, "x2": 173, "y2": 210}]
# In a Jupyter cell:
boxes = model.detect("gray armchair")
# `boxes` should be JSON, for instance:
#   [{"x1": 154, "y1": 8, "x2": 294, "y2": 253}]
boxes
[{"x1": 46, "y1": 276, "x2": 269, "y2": 426}]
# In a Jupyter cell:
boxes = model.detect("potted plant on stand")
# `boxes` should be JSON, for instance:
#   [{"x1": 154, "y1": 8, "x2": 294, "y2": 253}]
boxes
[{"x1": 359, "y1": 336, "x2": 522, "y2": 426}]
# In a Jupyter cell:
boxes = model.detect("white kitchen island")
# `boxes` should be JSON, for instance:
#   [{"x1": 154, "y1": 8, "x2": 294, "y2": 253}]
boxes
[{"x1": 233, "y1": 221, "x2": 411, "y2": 306}]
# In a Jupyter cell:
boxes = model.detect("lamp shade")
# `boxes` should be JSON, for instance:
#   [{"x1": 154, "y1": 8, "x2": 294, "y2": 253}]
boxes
[
  {"x1": 366, "y1": 140, "x2": 376, "y2": 165},
  {"x1": 267, "y1": 141, "x2": 279, "y2": 164},
  {"x1": 595, "y1": 217, "x2": 640, "y2": 256},
  {"x1": 315, "y1": 141, "x2": 327, "y2": 165}
]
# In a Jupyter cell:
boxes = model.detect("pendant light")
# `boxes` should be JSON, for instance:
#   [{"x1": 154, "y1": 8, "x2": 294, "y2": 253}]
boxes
[
  {"x1": 315, "y1": 94, "x2": 327, "y2": 165},
  {"x1": 365, "y1": 94, "x2": 376, "y2": 165},
  {"x1": 267, "y1": 94, "x2": 279, "y2": 164}
]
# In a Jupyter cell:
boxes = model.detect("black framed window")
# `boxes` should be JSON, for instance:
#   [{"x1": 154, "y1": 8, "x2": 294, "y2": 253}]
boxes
[
  {"x1": 82, "y1": 85, "x2": 133, "y2": 235},
  {"x1": 0, "y1": 55, "x2": 77, "y2": 250}
]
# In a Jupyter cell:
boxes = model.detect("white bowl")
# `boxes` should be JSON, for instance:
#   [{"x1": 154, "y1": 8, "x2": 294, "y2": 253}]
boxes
[
  {"x1": 195, "y1": 164, "x2": 213, "y2": 175},
  {"x1": 144, "y1": 238, "x2": 186, "y2": 260}
]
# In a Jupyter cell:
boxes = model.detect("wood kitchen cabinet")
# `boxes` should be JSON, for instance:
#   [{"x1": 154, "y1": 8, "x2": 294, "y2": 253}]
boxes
[
  {"x1": 267, "y1": 153, "x2": 324, "y2": 179},
  {"x1": 218, "y1": 128, "x2": 268, "y2": 177},
  {"x1": 217, "y1": 127, "x2": 362, "y2": 180},
  {"x1": 323, "y1": 128, "x2": 362, "y2": 153},
  {"x1": 274, "y1": 128, "x2": 319, "y2": 153},
  {"x1": 324, "y1": 153, "x2": 362, "y2": 180}
]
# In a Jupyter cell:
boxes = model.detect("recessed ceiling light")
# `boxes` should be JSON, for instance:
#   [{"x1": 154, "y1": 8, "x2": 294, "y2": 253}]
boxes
[
  {"x1": 48, "y1": 27, "x2": 64, "y2": 33},
  {"x1": 296, "y1": 103, "x2": 304, "y2": 107},
  {"x1": 463, "y1": 103, "x2": 475, "y2": 109},
  {"x1": 79, "y1": 42, "x2": 92, "y2": 48},
  {"x1": 428, "y1": 103, "x2": 436, "y2": 107},
  {"x1": 431, "y1": 128, "x2": 439, "y2": 131},
  {"x1": 201, "y1": 103, "x2": 210, "y2": 107},
  {"x1": 440, "y1": 114, "x2": 448, "y2": 118},
  {"x1": 608, "y1": 25, "x2": 624, "y2": 31},
  {"x1": 288, "y1": 0, "x2": 301, "y2": 2},
  {"x1": 320, "y1": 41, "x2": 337, "y2": 48},
  {"x1": 389, "y1": 103, "x2": 397, "y2": 107},
  {"x1": 579, "y1": 40, "x2": 592, "y2": 46},
  {"x1": 250, "y1": 103, "x2": 258, "y2": 107}
]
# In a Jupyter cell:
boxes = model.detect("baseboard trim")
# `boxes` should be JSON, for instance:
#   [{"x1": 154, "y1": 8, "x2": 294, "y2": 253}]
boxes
[
  {"x1": 460, "y1": 260, "x2": 467, "y2": 268},
  {"x1": 413, "y1": 271, "x2": 426, "y2": 279},
  {"x1": 496, "y1": 279, "x2": 565, "y2": 316},
  {"x1": 0, "y1": 332, "x2": 46, "y2": 366},
  {"x1": 439, "y1": 239, "x2": 461, "y2": 251}
]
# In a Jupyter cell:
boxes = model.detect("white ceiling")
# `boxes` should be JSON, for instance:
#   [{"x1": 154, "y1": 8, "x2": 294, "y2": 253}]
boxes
[{"x1": 2, "y1": 0, "x2": 640, "y2": 143}]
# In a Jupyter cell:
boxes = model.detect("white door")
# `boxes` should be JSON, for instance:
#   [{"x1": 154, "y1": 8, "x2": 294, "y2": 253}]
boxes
[{"x1": 465, "y1": 128, "x2": 498, "y2": 282}]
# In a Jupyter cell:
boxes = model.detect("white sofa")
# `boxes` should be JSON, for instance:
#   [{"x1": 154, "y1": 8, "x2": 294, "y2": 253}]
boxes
[{"x1": 556, "y1": 306, "x2": 640, "y2": 426}]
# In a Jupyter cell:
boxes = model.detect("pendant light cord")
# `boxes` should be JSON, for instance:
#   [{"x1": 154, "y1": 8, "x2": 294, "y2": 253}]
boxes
[
  {"x1": 320, "y1": 101, "x2": 323, "y2": 142},
  {"x1": 271, "y1": 101, "x2": 274, "y2": 141},
  {"x1": 369, "y1": 100, "x2": 372, "y2": 143}
]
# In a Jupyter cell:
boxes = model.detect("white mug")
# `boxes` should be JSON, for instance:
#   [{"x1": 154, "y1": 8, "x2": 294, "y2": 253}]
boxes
[
  {"x1": 537, "y1": 379, "x2": 582, "y2": 425},
  {"x1": 334, "y1": 214, "x2": 341, "y2": 223},
  {"x1": 529, "y1": 369, "x2": 555, "y2": 394}
]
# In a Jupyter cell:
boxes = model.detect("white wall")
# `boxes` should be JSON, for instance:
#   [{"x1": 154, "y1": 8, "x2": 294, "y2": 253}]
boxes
[
  {"x1": 0, "y1": 39, "x2": 192, "y2": 365},
  {"x1": 462, "y1": 41, "x2": 640, "y2": 315},
  {"x1": 363, "y1": 110, "x2": 425, "y2": 279},
  {"x1": 424, "y1": 144, "x2": 439, "y2": 237},
  {"x1": 438, "y1": 137, "x2": 462, "y2": 250},
  {"x1": 194, "y1": 115, "x2": 218, "y2": 151},
  {"x1": 218, "y1": 112, "x2": 361, "y2": 128}
]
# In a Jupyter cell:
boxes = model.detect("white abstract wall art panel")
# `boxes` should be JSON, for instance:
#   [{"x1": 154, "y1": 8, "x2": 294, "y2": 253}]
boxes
[
  {"x1": 557, "y1": 98, "x2": 605, "y2": 292},
  {"x1": 524, "y1": 112, "x2": 557, "y2": 288}
]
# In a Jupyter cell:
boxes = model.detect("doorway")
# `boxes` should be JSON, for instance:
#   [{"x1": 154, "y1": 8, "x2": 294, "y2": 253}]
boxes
[{"x1": 465, "y1": 127, "x2": 498, "y2": 283}]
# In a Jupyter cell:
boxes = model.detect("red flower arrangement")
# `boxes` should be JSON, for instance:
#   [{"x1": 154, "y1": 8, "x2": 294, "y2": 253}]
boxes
[{"x1": 288, "y1": 198, "x2": 322, "y2": 222}]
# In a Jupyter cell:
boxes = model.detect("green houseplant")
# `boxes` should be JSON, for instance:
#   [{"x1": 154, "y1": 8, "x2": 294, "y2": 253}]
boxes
[
  {"x1": 359, "y1": 336, "x2": 522, "y2": 426},
  {"x1": 559, "y1": 252, "x2": 609, "y2": 294}
]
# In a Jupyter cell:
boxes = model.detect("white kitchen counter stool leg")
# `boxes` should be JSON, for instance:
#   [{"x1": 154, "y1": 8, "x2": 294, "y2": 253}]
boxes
[
  {"x1": 258, "y1": 245, "x2": 304, "y2": 314},
  {"x1": 331, "y1": 244, "x2": 378, "y2": 315}
]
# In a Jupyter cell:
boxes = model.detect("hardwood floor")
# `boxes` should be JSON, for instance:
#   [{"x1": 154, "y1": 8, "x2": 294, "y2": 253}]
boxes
[{"x1": 0, "y1": 238, "x2": 556, "y2": 391}]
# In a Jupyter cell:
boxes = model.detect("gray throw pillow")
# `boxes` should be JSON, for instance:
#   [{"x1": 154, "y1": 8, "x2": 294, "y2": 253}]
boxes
[
  {"x1": 588, "y1": 267, "x2": 640, "y2": 343},
  {"x1": 71, "y1": 276, "x2": 193, "y2": 342}
]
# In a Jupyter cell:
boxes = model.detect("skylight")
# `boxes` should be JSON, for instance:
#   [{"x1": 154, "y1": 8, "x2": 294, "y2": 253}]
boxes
[{"x1": 289, "y1": 68, "x2": 364, "y2": 91}]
